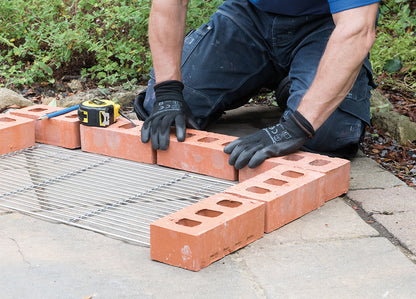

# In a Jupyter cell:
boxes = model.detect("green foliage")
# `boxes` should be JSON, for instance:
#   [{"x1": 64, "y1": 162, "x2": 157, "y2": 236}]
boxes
[
  {"x1": 370, "y1": 0, "x2": 416, "y2": 90},
  {"x1": 0, "y1": 0, "x2": 221, "y2": 87},
  {"x1": 2, "y1": 0, "x2": 415, "y2": 91}
]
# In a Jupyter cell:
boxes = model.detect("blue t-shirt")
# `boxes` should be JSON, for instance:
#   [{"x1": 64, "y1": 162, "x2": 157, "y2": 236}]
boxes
[{"x1": 249, "y1": 0, "x2": 379, "y2": 15}]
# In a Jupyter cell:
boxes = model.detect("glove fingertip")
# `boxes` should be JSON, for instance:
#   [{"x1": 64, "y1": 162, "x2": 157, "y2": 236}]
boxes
[
  {"x1": 150, "y1": 130, "x2": 160, "y2": 150},
  {"x1": 141, "y1": 126, "x2": 150, "y2": 143},
  {"x1": 159, "y1": 136, "x2": 170, "y2": 150},
  {"x1": 175, "y1": 115, "x2": 186, "y2": 142},
  {"x1": 176, "y1": 127, "x2": 185, "y2": 142},
  {"x1": 234, "y1": 161, "x2": 246, "y2": 170},
  {"x1": 223, "y1": 140, "x2": 239, "y2": 154}
]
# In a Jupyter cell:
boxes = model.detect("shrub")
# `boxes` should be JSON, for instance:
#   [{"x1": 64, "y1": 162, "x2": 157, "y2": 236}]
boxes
[
  {"x1": 2, "y1": 0, "x2": 414, "y2": 91},
  {"x1": 370, "y1": 0, "x2": 416, "y2": 91},
  {"x1": 0, "y1": 0, "x2": 222, "y2": 87}
]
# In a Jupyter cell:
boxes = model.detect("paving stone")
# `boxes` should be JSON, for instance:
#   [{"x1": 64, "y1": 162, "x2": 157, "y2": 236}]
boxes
[
  {"x1": 238, "y1": 237, "x2": 416, "y2": 298},
  {"x1": 349, "y1": 157, "x2": 406, "y2": 190},
  {"x1": 348, "y1": 186, "x2": 416, "y2": 254},
  {"x1": 0, "y1": 208, "x2": 11, "y2": 215},
  {"x1": 0, "y1": 213, "x2": 261, "y2": 299},
  {"x1": 270, "y1": 198, "x2": 379, "y2": 244}
]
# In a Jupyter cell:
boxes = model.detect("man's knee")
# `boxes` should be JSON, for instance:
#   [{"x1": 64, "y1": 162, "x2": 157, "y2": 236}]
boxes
[{"x1": 301, "y1": 110, "x2": 365, "y2": 158}]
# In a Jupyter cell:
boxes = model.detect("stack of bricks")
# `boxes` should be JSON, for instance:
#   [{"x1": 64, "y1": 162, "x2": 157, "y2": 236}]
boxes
[{"x1": 2, "y1": 104, "x2": 351, "y2": 271}]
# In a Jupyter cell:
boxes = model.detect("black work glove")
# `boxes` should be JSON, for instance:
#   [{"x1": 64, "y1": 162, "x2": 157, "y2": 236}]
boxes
[
  {"x1": 141, "y1": 80, "x2": 199, "y2": 150},
  {"x1": 224, "y1": 110, "x2": 315, "y2": 169}
]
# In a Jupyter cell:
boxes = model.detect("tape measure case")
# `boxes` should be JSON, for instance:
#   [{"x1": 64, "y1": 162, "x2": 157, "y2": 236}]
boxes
[{"x1": 78, "y1": 99, "x2": 120, "y2": 127}]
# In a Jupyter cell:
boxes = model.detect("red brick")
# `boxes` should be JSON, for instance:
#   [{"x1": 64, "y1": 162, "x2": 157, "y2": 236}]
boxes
[
  {"x1": 150, "y1": 193, "x2": 265, "y2": 271},
  {"x1": 225, "y1": 165, "x2": 325, "y2": 233},
  {"x1": 0, "y1": 115, "x2": 35, "y2": 155},
  {"x1": 80, "y1": 117, "x2": 156, "y2": 164},
  {"x1": 272, "y1": 151, "x2": 350, "y2": 201},
  {"x1": 10, "y1": 105, "x2": 81, "y2": 149},
  {"x1": 238, "y1": 157, "x2": 282, "y2": 182},
  {"x1": 157, "y1": 129, "x2": 238, "y2": 181}
]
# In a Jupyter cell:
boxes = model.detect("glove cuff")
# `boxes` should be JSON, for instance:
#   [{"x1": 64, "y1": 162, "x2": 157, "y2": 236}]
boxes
[
  {"x1": 291, "y1": 110, "x2": 315, "y2": 139},
  {"x1": 153, "y1": 80, "x2": 184, "y2": 102}
]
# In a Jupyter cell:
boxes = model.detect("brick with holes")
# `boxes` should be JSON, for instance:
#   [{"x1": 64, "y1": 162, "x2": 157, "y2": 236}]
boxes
[
  {"x1": 238, "y1": 151, "x2": 350, "y2": 201},
  {"x1": 10, "y1": 105, "x2": 81, "y2": 149},
  {"x1": 150, "y1": 193, "x2": 265, "y2": 271},
  {"x1": 271, "y1": 151, "x2": 350, "y2": 201},
  {"x1": 157, "y1": 129, "x2": 238, "y2": 180},
  {"x1": 0, "y1": 115, "x2": 35, "y2": 155},
  {"x1": 238, "y1": 157, "x2": 282, "y2": 182},
  {"x1": 226, "y1": 164, "x2": 325, "y2": 233},
  {"x1": 80, "y1": 117, "x2": 156, "y2": 164}
]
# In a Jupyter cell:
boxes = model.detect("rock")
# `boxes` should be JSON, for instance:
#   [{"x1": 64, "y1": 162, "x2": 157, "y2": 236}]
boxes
[
  {"x1": 370, "y1": 89, "x2": 393, "y2": 116},
  {"x1": 372, "y1": 111, "x2": 416, "y2": 145},
  {"x1": 59, "y1": 89, "x2": 107, "y2": 107},
  {"x1": 67, "y1": 79, "x2": 83, "y2": 92},
  {"x1": 54, "y1": 82, "x2": 66, "y2": 92},
  {"x1": 0, "y1": 88, "x2": 33, "y2": 110},
  {"x1": 109, "y1": 86, "x2": 146, "y2": 107},
  {"x1": 42, "y1": 97, "x2": 58, "y2": 106},
  {"x1": 59, "y1": 85, "x2": 146, "y2": 108}
]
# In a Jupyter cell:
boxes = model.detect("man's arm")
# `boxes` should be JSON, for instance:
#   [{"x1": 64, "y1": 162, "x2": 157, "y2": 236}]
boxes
[
  {"x1": 297, "y1": 3, "x2": 379, "y2": 131},
  {"x1": 224, "y1": 2, "x2": 379, "y2": 169},
  {"x1": 141, "y1": 0, "x2": 199, "y2": 151},
  {"x1": 148, "y1": 0, "x2": 189, "y2": 83}
]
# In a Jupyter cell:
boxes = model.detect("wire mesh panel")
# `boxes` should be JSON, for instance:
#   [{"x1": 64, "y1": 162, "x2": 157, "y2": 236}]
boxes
[{"x1": 0, "y1": 144, "x2": 236, "y2": 246}]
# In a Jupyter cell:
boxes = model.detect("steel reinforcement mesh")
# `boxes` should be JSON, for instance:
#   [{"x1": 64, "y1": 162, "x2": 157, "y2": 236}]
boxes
[{"x1": 0, "y1": 144, "x2": 236, "y2": 246}]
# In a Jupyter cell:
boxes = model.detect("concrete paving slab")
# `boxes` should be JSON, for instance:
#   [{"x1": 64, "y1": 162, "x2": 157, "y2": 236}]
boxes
[
  {"x1": 0, "y1": 208, "x2": 12, "y2": 215},
  {"x1": 349, "y1": 186, "x2": 416, "y2": 212},
  {"x1": 349, "y1": 157, "x2": 406, "y2": 190},
  {"x1": 348, "y1": 186, "x2": 416, "y2": 254},
  {"x1": 2, "y1": 210, "x2": 414, "y2": 299},
  {"x1": 270, "y1": 198, "x2": 379, "y2": 244},
  {"x1": 238, "y1": 237, "x2": 416, "y2": 298},
  {"x1": 372, "y1": 211, "x2": 416, "y2": 255},
  {"x1": 0, "y1": 213, "x2": 261, "y2": 299}
]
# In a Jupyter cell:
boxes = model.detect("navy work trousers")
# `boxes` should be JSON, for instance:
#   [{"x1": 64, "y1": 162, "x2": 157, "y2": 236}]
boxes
[{"x1": 142, "y1": 0, "x2": 375, "y2": 158}]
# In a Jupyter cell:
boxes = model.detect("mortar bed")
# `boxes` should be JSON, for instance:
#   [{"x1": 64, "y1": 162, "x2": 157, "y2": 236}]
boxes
[{"x1": 0, "y1": 144, "x2": 236, "y2": 246}]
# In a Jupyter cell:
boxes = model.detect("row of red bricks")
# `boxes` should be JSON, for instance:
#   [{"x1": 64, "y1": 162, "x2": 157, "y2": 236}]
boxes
[{"x1": 2, "y1": 105, "x2": 350, "y2": 271}]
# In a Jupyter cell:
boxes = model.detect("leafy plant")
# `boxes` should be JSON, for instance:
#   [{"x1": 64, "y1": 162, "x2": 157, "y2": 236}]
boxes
[
  {"x1": 370, "y1": 0, "x2": 416, "y2": 91},
  {"x1": 0, "y1": 0, "x2": 222, "y2": 88},
  {"x1": 2, "y1": 0, "x2": 415, "y2": 91}
]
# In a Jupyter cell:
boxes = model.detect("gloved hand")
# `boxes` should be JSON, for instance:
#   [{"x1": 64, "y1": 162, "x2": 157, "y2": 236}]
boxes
[
  {"x1": 224, "y1": 110, "x2": 315, "y2": 169},
  {"x1": 141, "y1": 80, "x2": 199, "y2": 150}
]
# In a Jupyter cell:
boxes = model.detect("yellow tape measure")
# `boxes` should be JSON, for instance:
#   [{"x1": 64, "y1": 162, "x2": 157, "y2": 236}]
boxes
[{"x1": 78, "y1": 99, "x2": 120, "y2": 127}]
